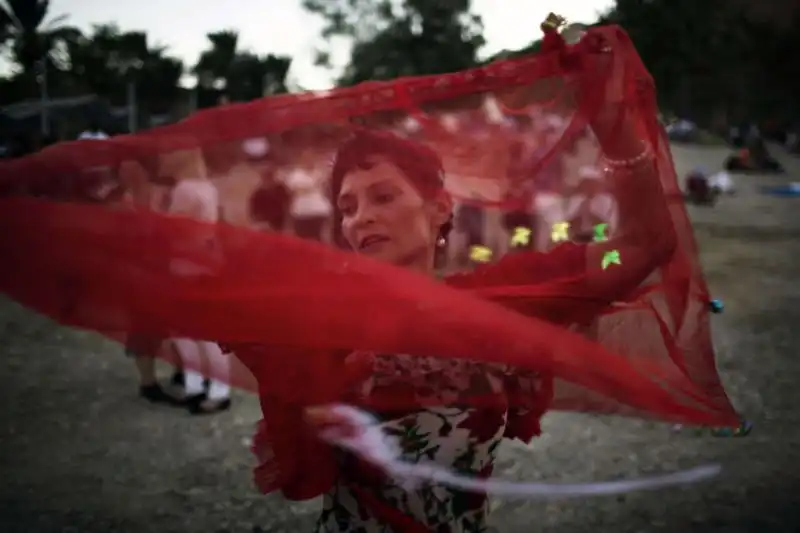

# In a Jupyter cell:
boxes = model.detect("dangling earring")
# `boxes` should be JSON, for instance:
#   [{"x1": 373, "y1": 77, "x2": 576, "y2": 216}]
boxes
[{"x1": 437, "y1": 236, "x2": 447, "y2": 248}]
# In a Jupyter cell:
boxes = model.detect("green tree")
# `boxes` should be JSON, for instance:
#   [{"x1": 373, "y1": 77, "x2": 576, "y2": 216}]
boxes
[
  {"x1": 476, "y1": 0, "x2": 798, "y2": 130},
  {"x1": 194, "y1": 30, "x2": 239, "y2": 91},
  {"x1": 66, "y1": 24, "x2": 184, "y2": 116},
  {"x1": 303, "y1": 0, "x2": 485, "y2": 86},
  {"x1": 0, "y1": 6, "x2": 12, "y2": 44},
  {"x1": 226, "y1": 52, "x2": 291, "y2": 100},
  {"x1": 0, "y1": 0, "x2": 80, "y2": 95},
  {"x1": 601, "y1": 0, "x2": 800, "y2": 127},
  {"x1": 729, "y1": 1, "x2": 800, "y2": 28},
  {"x1": 193, "y1": 30, "x2": 291, "y2": 105},
  {"x1": 600, "y1": 0, "x2": 749, "y2": 124}
]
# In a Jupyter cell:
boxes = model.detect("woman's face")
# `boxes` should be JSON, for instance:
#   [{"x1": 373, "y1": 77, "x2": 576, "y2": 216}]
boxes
[{"x1": 337, "y1": 159, "x2": 451, "y2": 266}]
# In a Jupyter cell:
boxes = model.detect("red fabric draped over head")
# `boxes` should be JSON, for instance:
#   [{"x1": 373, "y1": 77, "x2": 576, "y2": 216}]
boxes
[{"x1": 0, "y1": 24, "x2": 736, "y2": 502}]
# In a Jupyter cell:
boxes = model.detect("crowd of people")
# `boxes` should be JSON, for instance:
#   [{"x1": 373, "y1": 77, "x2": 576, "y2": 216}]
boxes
[{"x1": 61, "y1": 100, "x2": 622, "y2": 422}]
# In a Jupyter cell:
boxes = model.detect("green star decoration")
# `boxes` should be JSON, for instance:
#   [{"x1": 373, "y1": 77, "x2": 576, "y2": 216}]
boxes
[
  {"x1": 601, "y1": 249, "x2": 621, "y2": 269},
  {"x1": 593, "y1": 223, "x2": 608, "y2": 242}
]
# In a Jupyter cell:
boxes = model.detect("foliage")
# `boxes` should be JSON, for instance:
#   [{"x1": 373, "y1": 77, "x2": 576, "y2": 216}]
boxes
[
  {"x1": 303, "y1": 0, "x2": 484, "y2": 86},
  {"x1": 0, "y1": 0, "x2": 77, "y2": 71},
  {"x1": 1, "y1": 0, "x2": 799, "y2": 136},
  {"x1": 0, "y1": 0, "x2": 80, "y2": 97},
  {"x1": 599, "y1": 0, "x2": 800, "y2": 127},
  {"x1": 0, "y1": 4, "x2": 292, "y2": 131},
  {"x1": 193, "y1": 30, "x2": 291, "y2": 103},
  {"x1": 63, "y1": 24, "x2": 183, "y2": 112}
]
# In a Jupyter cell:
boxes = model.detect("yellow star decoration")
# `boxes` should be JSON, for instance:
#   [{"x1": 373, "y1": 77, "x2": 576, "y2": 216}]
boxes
[
  {"x1": 470, "y1": 245, "x2": 493, "y2": 263},
  {"x1": 510, "y1": 226, "x2": 531, "y2": 247},
  {"x1": 551, "y1": 221, "x2": 570, "y2": 242}
]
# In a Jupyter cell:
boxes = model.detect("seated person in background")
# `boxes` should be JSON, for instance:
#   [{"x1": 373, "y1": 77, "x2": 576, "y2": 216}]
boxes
[
  {"x1": 684, "y1": 167, "x2": 716, "y2": 206},
  {"x1": 724, "y1": 140, "x2": 784, "y2": 173},
  {"x1": 709, "y1": 170, "x2": 735, "y2": 196}
]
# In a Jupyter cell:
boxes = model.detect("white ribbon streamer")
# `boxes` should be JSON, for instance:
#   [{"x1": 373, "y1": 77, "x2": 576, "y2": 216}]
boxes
[{"x1": 316, "y1": 404, "x2": 722, "y2": 499}]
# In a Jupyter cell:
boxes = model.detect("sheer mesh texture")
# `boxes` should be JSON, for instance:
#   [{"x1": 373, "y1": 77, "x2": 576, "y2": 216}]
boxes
[{"x1": 0, "y1": 25, "x2": 736, "y2": 498}]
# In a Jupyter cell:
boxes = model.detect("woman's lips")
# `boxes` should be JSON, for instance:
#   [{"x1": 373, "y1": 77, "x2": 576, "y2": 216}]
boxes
[{"x1": 359, "y1": 235, "x2": 390, "y2": 251}]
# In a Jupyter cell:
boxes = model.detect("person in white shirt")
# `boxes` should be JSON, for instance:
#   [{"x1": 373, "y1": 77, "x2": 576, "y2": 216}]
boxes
[
  {"x1": 534, "y1": 165, "x2": 618, "y2": 249},
  {"x1": 563, "y1": 165, "x2": 619, "y2": 240},
  {"x1": 162, "y1": 147, "x2": 233, "y2": 414},
  {"x1": 285, "y1": 162, "x2": 332, "y2": 240}
]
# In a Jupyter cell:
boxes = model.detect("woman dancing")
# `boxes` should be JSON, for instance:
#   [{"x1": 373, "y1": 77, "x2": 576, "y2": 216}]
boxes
[
  {"x1": 0, "y1": 20, "x2": 738, "y2": 531},
  {"x1": 250, "y1": 70, "x2": 676, "y2": 529}
]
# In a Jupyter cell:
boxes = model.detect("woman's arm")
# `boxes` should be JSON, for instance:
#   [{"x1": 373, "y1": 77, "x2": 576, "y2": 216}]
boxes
[
  {"x1": 582, "y1": 101, "x2": 677, "y2": 299},
  {"x1": 447, "y1": 106, "x2": 676, "y2": 324}
]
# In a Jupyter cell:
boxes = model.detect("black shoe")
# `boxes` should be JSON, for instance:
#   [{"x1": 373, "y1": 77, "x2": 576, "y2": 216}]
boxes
[
  {"x1": 171, "y1": 370, "x2": 185, "y2": 387},
  {"x1": 171, "y1": 371, "x2": 209, "y2": 390},
  {"x1": 187, "y1": 393, "x2": 232, "y2": 415},
  {"x1": 139, "y1": 383, "x2": 185, "y2": 405}
]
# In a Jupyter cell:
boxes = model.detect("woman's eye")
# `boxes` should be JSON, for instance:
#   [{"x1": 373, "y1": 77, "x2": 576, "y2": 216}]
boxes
[
  {"x1": 339, "y1": 204, "x2": 355, "y2": 216},
  {"x1": 373, "y1": 192, "x2": 395, "y2": 204}
]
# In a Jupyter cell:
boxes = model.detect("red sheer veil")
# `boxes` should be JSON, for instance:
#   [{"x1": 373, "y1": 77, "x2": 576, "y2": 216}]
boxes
[{"x1": 0, "y1": 22, "x2": 737, "y2": 500}]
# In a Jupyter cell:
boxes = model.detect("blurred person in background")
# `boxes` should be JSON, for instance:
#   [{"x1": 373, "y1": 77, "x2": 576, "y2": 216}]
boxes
[
  {"x1": 564, "y1": 165, "x2": 618, "y2": 242},
  {"x1": 709, "y1": 169, "x2": 735, "y2": 196},
  {"x1": 111, "y1": 153, "x2": 187, "y2": 404},
  {"x1": 204, "y1": 139, "x2": 261, "y2": 227},
  {"x1": 450, "y1": 200, "x2": 485, "y2": 266},
  {"x1": 240, "y1": 137, "x2": 292, "y2": 231},
  {"x1": 285, "y1": 155, "x2": 332, "y2": 240},
  {"x1": 684, "y1": 166, "x2": 716, "y2": 206},
  {"x1": 162, "y1": 146, "x2": 233, "y2": 414},
  {"x1": 78, "y1": 119, "x2": 109, "y2": 140},
  {"x1": 521, "y1": 129, "x2": 566, "y2": 251},
  {"x1": 249, "y1": 147, "x2": 291, "y2": 232}
]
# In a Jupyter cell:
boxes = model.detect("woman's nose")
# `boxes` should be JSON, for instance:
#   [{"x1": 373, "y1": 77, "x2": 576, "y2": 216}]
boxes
[{"x1": 350, "y1": 203, "x2": 378, "y2": 227}]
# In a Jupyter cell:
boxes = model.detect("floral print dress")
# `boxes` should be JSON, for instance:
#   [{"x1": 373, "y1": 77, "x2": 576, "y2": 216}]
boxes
[{"x1": 315, "y1": 353, "x2": 545, "y2": 533}]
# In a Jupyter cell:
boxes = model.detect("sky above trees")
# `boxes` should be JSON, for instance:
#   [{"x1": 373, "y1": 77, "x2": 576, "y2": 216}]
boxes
[{"x1": 51, "y1": 0, "x2": 614, "y2": 89}]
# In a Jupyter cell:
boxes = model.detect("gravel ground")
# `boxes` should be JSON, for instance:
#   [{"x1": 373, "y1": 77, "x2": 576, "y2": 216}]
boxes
[{"x1": 1, "y1": 143, "x2": 799, "y2": 533}]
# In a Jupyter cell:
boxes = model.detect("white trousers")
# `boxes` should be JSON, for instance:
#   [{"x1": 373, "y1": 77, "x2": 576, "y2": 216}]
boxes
[{"x1": 171, "y1": 338, "x2": 231, "y2": 400}]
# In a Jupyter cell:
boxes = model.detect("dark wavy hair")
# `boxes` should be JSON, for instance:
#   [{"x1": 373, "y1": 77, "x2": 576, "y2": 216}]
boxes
[{"x1": 330, "y1": 130, "x2": 453, "y2": 248}]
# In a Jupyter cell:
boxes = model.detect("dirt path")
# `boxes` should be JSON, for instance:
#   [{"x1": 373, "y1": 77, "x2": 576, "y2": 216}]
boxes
[{"x1": 1, "y1": 144, "x2": 799, "y2": 533}]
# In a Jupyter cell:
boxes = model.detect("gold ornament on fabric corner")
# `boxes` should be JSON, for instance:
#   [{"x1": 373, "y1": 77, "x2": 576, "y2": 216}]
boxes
[
  {"x1": 540, "y1": 13, "x2": 567, "y2": 33},
  {"x1": 541, "y1": 12, "x2": 587, "y2": 45}
]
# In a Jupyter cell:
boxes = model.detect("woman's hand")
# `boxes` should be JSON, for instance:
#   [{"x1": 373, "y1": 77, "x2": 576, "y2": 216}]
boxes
[{"x1": 582, "y1": 27, "x2": 654, "y2": 162}]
